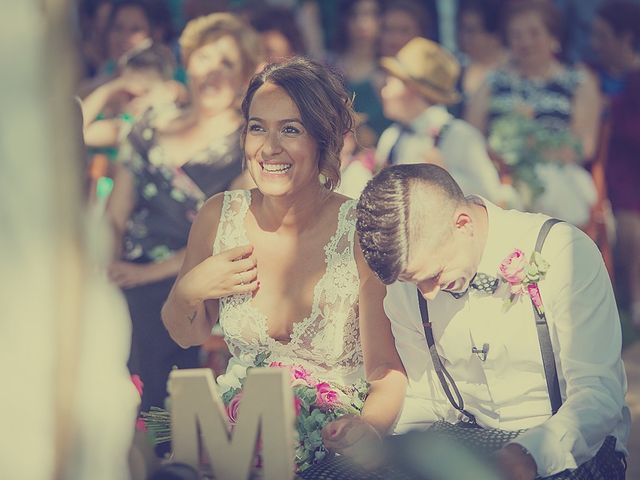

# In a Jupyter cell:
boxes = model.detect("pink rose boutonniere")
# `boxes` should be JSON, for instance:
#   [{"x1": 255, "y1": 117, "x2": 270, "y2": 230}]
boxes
[{"x1": 498, "y1": 249, "x2": 550, "y2": 314}]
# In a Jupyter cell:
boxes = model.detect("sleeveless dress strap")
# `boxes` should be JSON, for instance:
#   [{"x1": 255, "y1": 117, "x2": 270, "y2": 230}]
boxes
[{"x1": 212, "y1": 190, "x2": 251, "y2": 255}]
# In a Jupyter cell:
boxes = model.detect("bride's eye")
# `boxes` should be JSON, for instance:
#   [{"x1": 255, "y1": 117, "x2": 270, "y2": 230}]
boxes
[
  {"x1": 248, "y1": 123, "x2": 265, "y2": 133},
  {"x1": 282, "y1": 125, "x2": 301, "y2": 135}
]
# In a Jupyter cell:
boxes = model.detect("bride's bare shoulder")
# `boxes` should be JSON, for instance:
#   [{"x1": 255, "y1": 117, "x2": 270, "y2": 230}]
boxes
[{"x1": 328, "y1": 191, "x2": 357, "y2": 212}]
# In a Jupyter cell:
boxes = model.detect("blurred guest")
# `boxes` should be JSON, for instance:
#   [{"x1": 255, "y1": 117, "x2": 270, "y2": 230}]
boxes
[
  {"x1": 81, "y1": 42, "x2": 182, "y2": 206},
  {"x1": 379, "y1": 0, "x2": 433, "y2": 57},
  {"x1": 333, "y1": 0, "x2": 390, "y2": 137},
  {"x1": 78, "y1": 0, "x2": 113, "y2": 79},
  {"x1": 591, "y1": 0, "x2": 640, "y2": 327},
  {"x1": 107, "y1": 1, "x2": 154, "y2": 63},
  {"x1": 466, "y1": 0, "x2": 602, "y2": 226},
  {"x1": 106, "y1": 13, "x2": 263, "y2": 412},
  {"x1": 81, "y1": 42, "x2": 180, "y2": 149},
  {"x1": 78, "y1": 0, "x2": 157, "y2": 97},
  {"x1": 377, "y1": 38, "x2": 512, "y2": 206},
  {"x1": 451, "y1": 0, "x2": 507, "y2": 118},
  {"x1": 248, "y1": 5, "x2": 305, "y2": 63}
]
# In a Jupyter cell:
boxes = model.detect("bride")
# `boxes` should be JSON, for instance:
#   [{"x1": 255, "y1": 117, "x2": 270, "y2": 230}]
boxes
[{"x1": 161, "y1": 58, "x2": 406, "y2": 465}]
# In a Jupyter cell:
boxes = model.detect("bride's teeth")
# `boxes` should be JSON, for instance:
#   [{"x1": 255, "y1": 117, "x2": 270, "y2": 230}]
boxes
[{"x1": 262, "y1": 163, "x2": 291, "y2": 174}]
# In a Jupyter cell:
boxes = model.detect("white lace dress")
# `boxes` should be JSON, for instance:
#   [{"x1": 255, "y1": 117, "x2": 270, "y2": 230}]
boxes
[{"x1": 213, "y1": 190, "x2": 364, "y2": 393}]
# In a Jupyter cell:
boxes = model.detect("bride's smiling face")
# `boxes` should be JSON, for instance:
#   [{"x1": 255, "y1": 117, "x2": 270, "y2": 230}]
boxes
[{"x1": 244, "y1": 83, "x2": 320, "y2": 197}]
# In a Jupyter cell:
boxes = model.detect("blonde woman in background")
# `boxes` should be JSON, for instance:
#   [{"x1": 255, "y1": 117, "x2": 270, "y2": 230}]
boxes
[{"x1": 106, "y1": 13, "x2": 263, "y2": 413}]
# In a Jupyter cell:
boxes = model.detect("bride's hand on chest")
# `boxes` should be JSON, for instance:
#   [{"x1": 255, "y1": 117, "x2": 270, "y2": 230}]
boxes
[{"x1": 180, "y1": 244, "x2": 259, "y2": 302}]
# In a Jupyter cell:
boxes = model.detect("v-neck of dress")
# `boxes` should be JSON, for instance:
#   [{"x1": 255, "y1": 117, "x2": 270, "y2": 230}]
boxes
[{"x1": 239, "y1": 190, "x2": 353, "y2": 346}]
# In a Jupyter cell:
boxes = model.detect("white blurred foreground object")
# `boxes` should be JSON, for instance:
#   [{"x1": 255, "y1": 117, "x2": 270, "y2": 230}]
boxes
[
  {"x1": 0, "y1": 1, "x2": 137, "y2": 479},
  {"x1": 169, "y1": 368, "x2": 297, "y2": 480}
]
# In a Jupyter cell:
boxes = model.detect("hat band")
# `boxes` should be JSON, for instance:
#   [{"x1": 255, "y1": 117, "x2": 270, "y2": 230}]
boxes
[{"x1": 408, "y1": 73, "x2": 454, "y2": 97}]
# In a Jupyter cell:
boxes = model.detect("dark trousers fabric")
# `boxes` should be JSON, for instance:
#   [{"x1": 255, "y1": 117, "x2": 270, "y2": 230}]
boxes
[{"x1": 124, "y1": 276, "x2": 200, "y2": 411}]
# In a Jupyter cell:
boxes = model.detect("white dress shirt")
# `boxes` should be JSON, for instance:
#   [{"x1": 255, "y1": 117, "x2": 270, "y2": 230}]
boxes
[
  {"x1": 376, "y1": 106, "x2": 518, "y2": 207},
  {"x1": 384, "y1": 198, "x2": 630, "y2": 477}
]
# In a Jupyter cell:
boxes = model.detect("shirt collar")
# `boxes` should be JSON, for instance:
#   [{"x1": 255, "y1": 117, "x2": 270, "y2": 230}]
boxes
[
  {"x1": 471, "y1": 196, "x2": 511, "y2": 277},
  {"x1": 409, "y1": 105, "x2": 452, "y2": 136}
]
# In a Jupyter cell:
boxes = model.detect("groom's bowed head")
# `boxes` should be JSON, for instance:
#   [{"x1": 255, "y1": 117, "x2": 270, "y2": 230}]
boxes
[{"x1": 356, "y1": 164, "x2": 487, "y2": 299}]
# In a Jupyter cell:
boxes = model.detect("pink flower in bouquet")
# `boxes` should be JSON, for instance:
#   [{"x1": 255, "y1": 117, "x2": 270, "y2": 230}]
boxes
[
  {"x1": 131, "y1": 374, "x2": 144, "y2": 398},
  {"x1": 290, "y1": 365, "x2": 314, "y2": 385},
  {"x1": 499, "y1": 249, "x2": 527, "y2": 284},
  {"x1": 315, "y1": 382, "x2": 340, "y2": 408},
  {"x1": 226, "y1": 393, "x2": 243, "y2": 425},
  {"x1": 294, "y1": 396, "x2": 303, "y2": 417},
  {"x1": 269, "y1": 362, "x2": 314, "y2": 385}
]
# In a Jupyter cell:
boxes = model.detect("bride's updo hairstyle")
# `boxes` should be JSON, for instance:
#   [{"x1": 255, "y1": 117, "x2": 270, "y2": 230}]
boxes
[{"x1": 241, "y1": 58, "x2": 355, "y2": 190}]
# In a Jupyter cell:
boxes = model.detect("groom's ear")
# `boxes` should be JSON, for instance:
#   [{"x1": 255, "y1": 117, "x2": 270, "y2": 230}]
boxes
[{"x1": 454, "y1": 211, "x2": 473, "y2": 234}]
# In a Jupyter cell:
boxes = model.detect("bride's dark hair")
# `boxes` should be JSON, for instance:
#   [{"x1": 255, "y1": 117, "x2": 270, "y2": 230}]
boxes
[{"x1": 241, "y1": 57, "x2": 355, "y2": 190}]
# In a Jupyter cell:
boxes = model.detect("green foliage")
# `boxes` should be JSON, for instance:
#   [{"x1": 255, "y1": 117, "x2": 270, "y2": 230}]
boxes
[{"x1": 489, "y1": 112, "x2": 581, "y2": 208}]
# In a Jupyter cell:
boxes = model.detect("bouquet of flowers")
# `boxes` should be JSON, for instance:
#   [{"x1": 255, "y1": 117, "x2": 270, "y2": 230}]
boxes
[
  {"x1": 488, "y1": 110, "x2": 582, "y2": 209},
  {"x1": 140, "y1": 354, "x2": 369, "y2": 472}
]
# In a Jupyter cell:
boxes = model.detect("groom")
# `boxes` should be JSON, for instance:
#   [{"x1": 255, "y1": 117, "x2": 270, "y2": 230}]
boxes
[{"x1": 354, "y1": 164, "x2": 629, "y2": 480}]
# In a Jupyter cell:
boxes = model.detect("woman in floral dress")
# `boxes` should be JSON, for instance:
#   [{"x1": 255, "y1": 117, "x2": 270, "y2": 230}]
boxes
[{"x1": 106, "y1": 13, "x2": 262, "y2": 412}]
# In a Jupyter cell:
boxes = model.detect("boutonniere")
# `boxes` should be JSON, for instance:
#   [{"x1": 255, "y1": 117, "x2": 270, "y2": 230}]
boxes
[{"x1": 498, "y1": 249, "x2": 550, "y2": 314}]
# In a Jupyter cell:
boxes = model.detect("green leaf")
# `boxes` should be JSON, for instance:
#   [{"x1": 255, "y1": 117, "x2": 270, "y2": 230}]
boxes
[
  {"x1": 254, "y1": 351, "x2": 270, "y2": 367},
  {"x1": 531, "y1": 252, "x2": 550, "y2": 273}
]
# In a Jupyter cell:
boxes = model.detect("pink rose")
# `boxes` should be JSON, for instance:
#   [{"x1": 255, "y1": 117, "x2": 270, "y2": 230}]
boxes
[
  {"x1": 290, "y1": 365, "x2": 313, "y2": 384},
  {"x1": 499, "y1": 249, "x2": 528, "y2": 284},
  {"x1": 226, "y1": 393, "x2": 243, "y2": 425},
  {"x1": 130, "y1": 375, "x2": 144, "y2": 398},
  {"x1": 269, "y1": 362, "x2": 315, "y2": 385},
  {"x1": 527, "y1": 283, "x2": 544, "y2": 315},
  {"x1": 294, "y1": 396, "x2": 302, "y2": 416},
  {"x1": 315, "y1": 382, "x2": 340, "y2": 408}
]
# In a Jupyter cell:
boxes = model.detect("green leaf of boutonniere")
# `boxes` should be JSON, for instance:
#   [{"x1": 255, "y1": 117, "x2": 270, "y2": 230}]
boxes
[{"x1": 531, "y1": 251, "x2": 550, "y2": 274}]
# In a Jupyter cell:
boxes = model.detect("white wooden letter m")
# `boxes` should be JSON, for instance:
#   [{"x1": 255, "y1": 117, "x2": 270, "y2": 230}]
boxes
[{"x1": 168, "y1": 368, "x2": 296, "y2": 480}]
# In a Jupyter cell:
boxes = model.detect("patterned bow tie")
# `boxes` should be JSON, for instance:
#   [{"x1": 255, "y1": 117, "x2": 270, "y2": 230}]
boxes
[{"x1": 448, "y1": 273, "x2": 500, "y2": 299}]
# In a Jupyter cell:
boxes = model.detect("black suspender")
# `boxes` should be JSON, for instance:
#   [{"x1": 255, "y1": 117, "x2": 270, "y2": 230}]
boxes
[
  {"x1": 417, "y1": 218, "x2": 564, "y2": 418},
  {"x1": 531, "y1": 219, "x2": 563, "y2": 414},
  {"x1": 418, "y1": 293, "x2": 477, "y2": 424}
]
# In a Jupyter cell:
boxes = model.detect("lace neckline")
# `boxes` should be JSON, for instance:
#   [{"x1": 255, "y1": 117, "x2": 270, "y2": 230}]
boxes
[{"x1": 238, "y1": 190, "x2": 356, "y2": 346}]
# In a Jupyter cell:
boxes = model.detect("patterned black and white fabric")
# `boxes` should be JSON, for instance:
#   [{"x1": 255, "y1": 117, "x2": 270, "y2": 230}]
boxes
[
  {"x1": 449, "y1": 272, "x2": 500, "y2": 299},
  {"x1": 296, "y1": 431, "x2": 625, "y2": 480}
]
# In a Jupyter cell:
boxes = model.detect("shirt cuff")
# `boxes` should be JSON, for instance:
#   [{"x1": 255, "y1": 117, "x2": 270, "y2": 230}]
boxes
[{"x1": 510, "y1": 426, "x2": 577, "y2": 477}]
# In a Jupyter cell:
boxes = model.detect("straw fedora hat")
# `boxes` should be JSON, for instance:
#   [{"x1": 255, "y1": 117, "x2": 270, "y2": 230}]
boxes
[{"x1": 380, "y1": 37, "x2": 461, "y2": 105}]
